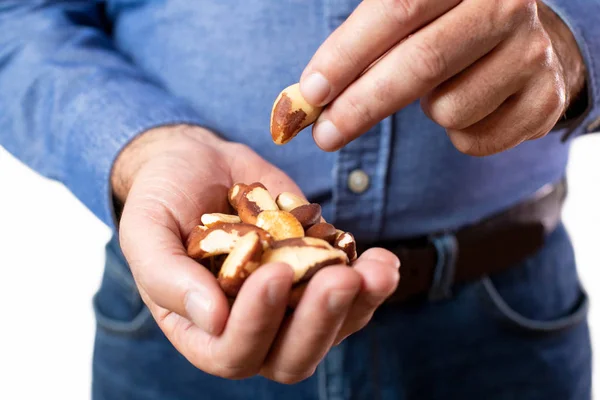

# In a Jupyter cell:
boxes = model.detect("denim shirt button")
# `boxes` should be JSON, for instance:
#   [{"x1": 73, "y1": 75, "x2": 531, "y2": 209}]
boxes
[{"x1": 348, "y1": 169, "x2": 370, "y2": 194}]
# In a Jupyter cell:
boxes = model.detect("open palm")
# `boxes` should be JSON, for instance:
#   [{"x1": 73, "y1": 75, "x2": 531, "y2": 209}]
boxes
[{"x1": 117, "y1": 126, "x2": 400, "y2": 383}]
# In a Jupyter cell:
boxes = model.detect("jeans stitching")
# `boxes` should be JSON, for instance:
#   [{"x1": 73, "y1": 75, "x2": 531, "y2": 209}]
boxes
[{"x1": 481, "y1": 276, "x2": 589, "y2": 333}]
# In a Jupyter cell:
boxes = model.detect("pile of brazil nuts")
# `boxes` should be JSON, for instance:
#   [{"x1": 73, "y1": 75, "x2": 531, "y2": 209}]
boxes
[{"x1": 186, "y1": 182, "x2": 357, "y2": 307}]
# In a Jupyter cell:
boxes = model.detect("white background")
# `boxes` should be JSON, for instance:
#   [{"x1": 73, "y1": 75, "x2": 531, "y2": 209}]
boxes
[{"x1": 0, "y1": 135, "x2": 599, "y2": 399}]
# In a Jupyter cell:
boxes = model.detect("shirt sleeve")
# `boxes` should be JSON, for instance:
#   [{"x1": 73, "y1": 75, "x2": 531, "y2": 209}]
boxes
[
  {"x1": 542, "y1": 0, "x2": 600, "y2": 140},
  {"x1": 0, "y1": 1, "x2": 207, "y2": 232}
]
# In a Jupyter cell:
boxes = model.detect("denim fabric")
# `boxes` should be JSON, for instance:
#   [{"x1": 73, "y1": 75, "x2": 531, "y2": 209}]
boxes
[
  {"x1": 0, "y1": 1, "x2": 599, "y2": 238},
  {"x1": 0, "y1": 2, "x2": 595, "y2": 398},
  {"x1": 92, "y1": 223, "x2": 591, "y2": 400}
]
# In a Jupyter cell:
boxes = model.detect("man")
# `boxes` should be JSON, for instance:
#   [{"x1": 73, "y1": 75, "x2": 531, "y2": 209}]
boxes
[{"x1": 0, "y1": 0, "x2": 598, "y2": 398}]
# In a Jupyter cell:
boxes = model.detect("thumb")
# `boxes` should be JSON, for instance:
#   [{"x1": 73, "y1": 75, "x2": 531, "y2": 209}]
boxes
[{"x1": 119, "y1": 192, "x2": 230, "y2": 336}]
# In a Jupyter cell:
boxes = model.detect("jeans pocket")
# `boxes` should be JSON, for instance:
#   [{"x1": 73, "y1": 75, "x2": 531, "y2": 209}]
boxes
[
  {"x1": 479, "y1": 224, "x2": 589, "y2": 334},
  {"x1": 92, "y1": 235, "x2": 155, "y2": 337}
]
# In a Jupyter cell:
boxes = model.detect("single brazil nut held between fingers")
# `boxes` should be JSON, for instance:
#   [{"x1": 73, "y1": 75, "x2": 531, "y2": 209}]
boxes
[
  {"x1": 237, "y1": 182, "x2": 279, "y2": 224},
  {"x1": 270, "y1": 83, "x2": 324, "y2": 145},
  {"x1": 186, "y1": 222, "x2": 273, "y2": 259}
]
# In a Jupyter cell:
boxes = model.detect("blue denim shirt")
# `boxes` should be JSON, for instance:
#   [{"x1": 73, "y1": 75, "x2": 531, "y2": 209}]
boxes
[{"x1": 0, "y1": 1, "x2": 598, "y2": 242}]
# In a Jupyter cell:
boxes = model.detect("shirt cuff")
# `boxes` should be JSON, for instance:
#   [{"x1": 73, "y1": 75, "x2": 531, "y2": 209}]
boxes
[
  {"x1": 63, "y1": 74, "x2": 207, "y2": 233},
  {"x1": 542, "y1": 0, "x2": 600, "y2": 140}
]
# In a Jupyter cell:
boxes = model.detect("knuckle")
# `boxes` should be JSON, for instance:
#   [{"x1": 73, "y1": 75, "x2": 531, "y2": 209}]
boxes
[
  {"x1": 407, "y1": 40, "x2": 447, "y2": 85},
  {"x1": 534, "y1": 80, "x2": 566, "y2": 131},
  {"x1": 332, "y1": 42, "x2": 361, "y2": 73},
  {"x1": 372, "y1": 75, "x2": 395, "y2": 105},
  {"x1": 339, "y1": 93, "x2": 376, "y2": 129},
  {"x1": 205, "y1": 339, "x2": 258, "y2": 380},
  {"x1": 542, "y1": 86, "x2": 565, "y2": 116},
  {"x1": 423, "y1": 92, "x2": 464, "y2": 130},
  {"x1": 519, "y1": 121, "x2": 545, "y2": 141},
  {"x1": 500, "y1": 0, "x2": 536, "y2": 23},
  {"x1": 524, "y1": 33, "x2": 553, "y2": 67},
  {"x1": 380, "y1": 0, "x2": 421, "y2": 25}
]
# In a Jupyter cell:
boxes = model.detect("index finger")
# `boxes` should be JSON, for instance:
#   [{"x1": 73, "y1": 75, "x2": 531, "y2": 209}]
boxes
[{"x1": 299, "y1": 0, "x2": 460, "y2": 106}]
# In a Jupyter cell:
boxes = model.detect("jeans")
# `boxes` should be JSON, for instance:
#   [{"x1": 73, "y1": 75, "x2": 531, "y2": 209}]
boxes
[{"x1": 91, "y1": 223, "x2": 591, "y2": 399}]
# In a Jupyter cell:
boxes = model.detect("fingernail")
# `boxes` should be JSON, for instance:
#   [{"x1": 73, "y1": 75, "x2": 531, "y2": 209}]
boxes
[
  {"x1": 185, "y1": 290, "x2": 215, "y2": 334},
  {"x1": 328, "y1": 289, "x2": 356, "y2": 314},
  {"x1": 267, "y1": 278, "x2": 290, "y2": 306},
  {"x1": 313, "y1": 120, "x2": 345, "y2": 151},
  {"x1": 301, "y1": 72, "x2": 331, "y2": 106}
]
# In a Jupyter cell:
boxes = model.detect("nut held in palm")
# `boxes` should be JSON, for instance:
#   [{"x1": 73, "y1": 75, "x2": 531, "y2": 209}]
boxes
[{"x1": 185, "y1": 181, "x2": 365, "y2": 307}]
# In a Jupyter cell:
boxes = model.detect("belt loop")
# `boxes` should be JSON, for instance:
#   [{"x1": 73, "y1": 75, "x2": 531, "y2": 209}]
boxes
[{"x1": 428, "y1": 233, "x2": 458, "y2": 302}]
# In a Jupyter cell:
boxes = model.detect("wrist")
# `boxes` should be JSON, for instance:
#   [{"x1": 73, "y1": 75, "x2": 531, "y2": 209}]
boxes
[
  {"x1": 110, "y1": 124, "x2": 221, "y2": 203},
  {"x1": 538, "y1": 1, "x2": 586, "y2": 110}
]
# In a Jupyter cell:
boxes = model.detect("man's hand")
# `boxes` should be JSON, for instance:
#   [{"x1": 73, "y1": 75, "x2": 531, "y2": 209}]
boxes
[
  {"x1": 300, "y1": 0, "x2": 586, "y2": 156},
  {"x1": 110, "y1": 125, "x2": 400, "y2": 383}
]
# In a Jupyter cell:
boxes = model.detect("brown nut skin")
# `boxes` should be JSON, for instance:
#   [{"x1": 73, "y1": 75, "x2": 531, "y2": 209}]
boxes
[
  {"x1": 290, "y1": 203, "x2": 322, "y2": 229},
  {"x1": 275, "y1": 191, "x2": 309, "y2": 212},
  {"x1": 334, "y1": 231, "x2": 357, "y2": 262},
  {"x1": 271, "y1": 236, "x2": 333, "y2": 250},
  {"x1": 270, "y1": 83, "x2": 324, "y2": 145},
  {"x1": 185, "y1": 225, "x2": 209, "y2": 250},
  {"x1": 218, "y1": 231, "x2": 263, "y2": 297},
  {"x1": 261, "y1": 242, "x2": 348, "y2": 284},
  {"x1": 237, "y1": 182, "x2": 279, "y2": 225},
  {"x1": 255, "y1": 210, "x2": 305, "y2": 241},
  {"x1": 228, "y1": 183, "x2": 248, "y2": 211},
  {"x1": 305, "y1": 222, "x2": 337, "y2": 244},
  {"x1": 186, "y1": 223, "x2": 272, "y2": 259},
  {"x1": 200, "y1": 213, "x2": 242, "y2": 228}
]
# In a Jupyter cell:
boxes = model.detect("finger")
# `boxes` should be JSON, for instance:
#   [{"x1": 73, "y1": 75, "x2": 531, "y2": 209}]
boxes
[
  {"x1": 299, "y1": 0, "x2": 461, "y2": 106},
  {"x1": 135, "y1": 263, "x2": 294, "y2": 379},
  {"x1": 260, "y1": 266, "x2": 361, "y2": 384},
  {"x1": 120, "y1": 199, "x2": 230, "y2": 336},
  {"x1": 420, "y1": 33, "x2": 534, "y2": 130},
  {"x1": 447, "y1": 70, "x2": 566, "y2": 156},
  {"x1": 333, "y1": 248, "x2": 400, "y2": 345},
  {"x1": 312, "y1": 0, "x2": 519, "y2": 151},
  {"x1": 202, "y1": 262, "x2": 294, "y2": 378}
]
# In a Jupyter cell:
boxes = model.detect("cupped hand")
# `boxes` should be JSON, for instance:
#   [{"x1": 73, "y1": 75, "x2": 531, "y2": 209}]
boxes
[
  {"x1": 112, "y1": 125, "x2": 400, "y2": 383},
  {"x1": 300, "y1": 0, "x2": 585, "y2": 155}
]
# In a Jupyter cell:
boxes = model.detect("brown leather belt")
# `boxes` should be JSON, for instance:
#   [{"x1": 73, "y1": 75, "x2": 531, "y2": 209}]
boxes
[{"x1": 357, "y1": 178, "x2": 567, "y2": 304}]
